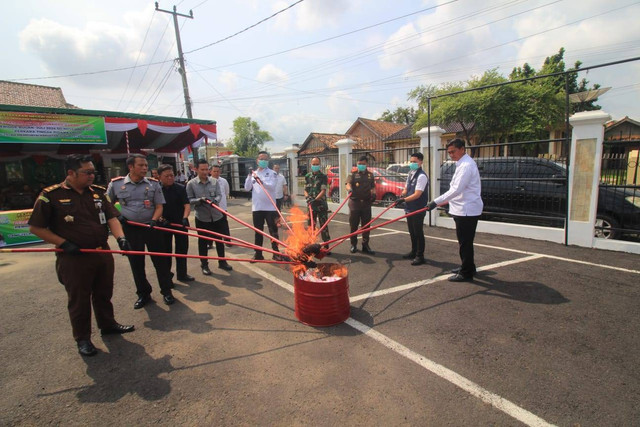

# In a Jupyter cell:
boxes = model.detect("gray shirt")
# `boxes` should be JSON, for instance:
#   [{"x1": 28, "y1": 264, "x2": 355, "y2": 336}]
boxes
[
  {"x1": 106, "y1": 175, "x2": 165, "y2": 223},
  {"x1": 185, "y1": 176, "x2": 223, "y2": 222}
]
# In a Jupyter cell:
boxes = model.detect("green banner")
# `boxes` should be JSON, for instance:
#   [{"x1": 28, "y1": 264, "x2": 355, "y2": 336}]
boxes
[
  {"x1": 0, "y1": 111, "x2": 107, "y2": 144},
  {"x1": 0, "y1": 209, "x2": 42, "y2": 247}
]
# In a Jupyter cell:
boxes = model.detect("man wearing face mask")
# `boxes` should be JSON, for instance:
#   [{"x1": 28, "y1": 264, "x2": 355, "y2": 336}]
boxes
[
  {"x1": 244, "y1": 151, "x2": 284, "y2": 261},
  {"x1": 304, "y1": 157, "x2": 331, "y2": 252},
  {"x1": 345, "y1": 156, "x2": 376, "y2": 255},
  {"x1": 394, "y1": 152, "x2": 429, "y2": 266}
]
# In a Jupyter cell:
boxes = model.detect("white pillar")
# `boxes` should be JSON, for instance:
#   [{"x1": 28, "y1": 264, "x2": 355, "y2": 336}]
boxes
[
  {"x1": 335, "y1": 138, "x2": 357, "y2": 203},
  {"x1": 417, "y1": 126, "x2": 446, "y2": 225},
  {"x1": 567, "y1": 110, "x2": 611, "y2": 247},
  {"x1": 284, "y1": 145, "x2": 300, "y2": 197}
]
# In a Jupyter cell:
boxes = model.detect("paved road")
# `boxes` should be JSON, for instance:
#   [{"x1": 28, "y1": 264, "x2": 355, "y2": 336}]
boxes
[{"x1": 1, "y1": 198, "x2": 638, "y2": 425}]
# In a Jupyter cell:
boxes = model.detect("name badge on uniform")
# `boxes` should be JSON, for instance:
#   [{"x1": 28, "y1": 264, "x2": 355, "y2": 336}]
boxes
[
  {"x1": 144, "y1": 199, "x2": 151, "y2": 208},
  {"x1": 98, "y1": 212, "x2": 107, "y2": 224}
]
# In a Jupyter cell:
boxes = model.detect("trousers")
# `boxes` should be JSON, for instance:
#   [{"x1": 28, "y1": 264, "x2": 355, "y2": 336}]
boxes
[
  {"x1": 252, "y1": 210, "x2": 279, "y2": 254},
  {"x1": 453, "y1": 215, "x2": 480, "y2": 277},
  {"x1": 122, "y1": 222, "x2": 173, "y2": 296},
  {"x1": 348, "y1": 199, "x2": 372, "y2": 246},
  {"x1": 196, "y1": 217, "x2": 228, "y2": 267},
  {"x1": 406, "y1": 211, "x2": 426, "y2": 257},
  {"x1": 162, "y1": 225, "x2": 189, "y2": 277}
]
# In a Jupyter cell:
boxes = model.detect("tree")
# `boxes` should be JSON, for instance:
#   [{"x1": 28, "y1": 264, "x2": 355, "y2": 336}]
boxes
[
  {"x1": 378, "y1": 106, "x2": 418, "y2": 124},
  {"x1": 229, "y1": 117, "x2": 273, "y2": 157}
]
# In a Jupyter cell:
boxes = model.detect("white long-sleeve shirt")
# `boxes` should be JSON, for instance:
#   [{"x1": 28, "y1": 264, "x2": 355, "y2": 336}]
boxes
[
  {"x1": 218, "y1": 176, "x2": 230, "y2": 211},
  {"x1": 434, "y1": 154, "x2": 483, "y2": 216},
  {"x1": 244, "y1": 167, "x2": 278, "y2": 211}
]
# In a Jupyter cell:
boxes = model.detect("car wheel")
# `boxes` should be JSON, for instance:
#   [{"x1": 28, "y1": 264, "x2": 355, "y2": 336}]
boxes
[
  {"x1": 330, "y1": 189, "x2": 340, "y2": 203},
  {"x1": 594, "y1": 214, "x2": 620, "y2": 239},
  {"x1": 382, "y1": 193, "x2": 397, "y2": 207}
]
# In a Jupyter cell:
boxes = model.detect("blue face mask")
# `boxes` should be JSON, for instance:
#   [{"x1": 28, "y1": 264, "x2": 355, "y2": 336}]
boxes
[
  {"x1": 258, "y1": 160, "x2": 269, "y2": 169},
  {"x1": 409, "y1": 162, "x2": 419, "y2": 171},
  {"x1": 357, "y1": 164, "x2": 367, "y2": 172},
  {"x1": 311, "y1": 165, "x2": 321, "y2": 173}
]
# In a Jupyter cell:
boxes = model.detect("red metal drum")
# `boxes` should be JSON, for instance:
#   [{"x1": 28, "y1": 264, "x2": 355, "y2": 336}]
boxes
[{"x1": 293, "y1": 263, "x2": 350, "y2": 327}]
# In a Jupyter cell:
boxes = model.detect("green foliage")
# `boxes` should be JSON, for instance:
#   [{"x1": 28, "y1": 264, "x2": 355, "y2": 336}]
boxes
[
  {"x1": 378, "y1": 106, "x2": 418, "y2": 124},
  {"x1": 229, "y1": 117, "x2": 273, "y2": 157}
]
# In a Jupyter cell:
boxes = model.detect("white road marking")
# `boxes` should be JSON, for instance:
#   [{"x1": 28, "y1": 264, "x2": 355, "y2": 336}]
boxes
[
  {"x1": 240, "y1": 260, "x2": 554, "y2": 427},
  {"x1": 350, "y1": 255, "x2": 544, "y2": 302}
]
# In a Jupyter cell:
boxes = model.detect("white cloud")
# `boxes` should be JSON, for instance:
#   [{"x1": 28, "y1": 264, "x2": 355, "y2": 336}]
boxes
[
  {"x1": 256, "y1": 64, "x2": 289, "y2": 83},
  {"x1": 218, "y1": 71, "x2": 239, "y2": 91},
  {"x1": 273, "y1": 0, "x2": 352, "y2": 32}
]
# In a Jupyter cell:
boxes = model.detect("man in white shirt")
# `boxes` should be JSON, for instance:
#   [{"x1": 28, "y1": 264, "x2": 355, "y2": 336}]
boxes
[
  {"x1": 272, "y1": 163, "x2": 289, "y2": 210},
  {"x1": 430, "y1": 138, "x2": 483, "y2": 282},
  {"x1": 210, "y1": 164, "x2": 231, "y2": 247},
  {"x1": 244, "y1": 151, "x2": 283, "y2": 261}
]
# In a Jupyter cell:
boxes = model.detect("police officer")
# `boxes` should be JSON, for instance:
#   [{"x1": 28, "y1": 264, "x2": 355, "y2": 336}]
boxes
[
  {"x1": 157, "y1": 163, "x2": 194, "y2": 282},
  {"x1": 28, "y1": 154, "x2": 134, "y2": 357},
  {"x1": 394, "y1": 152, "x2": 429, "y2": 266},
  {"x1": 304, "y1": 157, "x2": 331, "y2": 252},
  {"x1": 107, "y1": 154, "x2": 176, "y2": 309},
  {"x1": 345, "y1": 156, "x2": 376, "y2": 255}
]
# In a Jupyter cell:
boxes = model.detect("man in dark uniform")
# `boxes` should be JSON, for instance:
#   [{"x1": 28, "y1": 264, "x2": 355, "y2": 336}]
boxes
[
  {"x1": 394, "y1": 152, "x2": 429, "y2": 266},
  {"x1": 345, "y1": 156, "x2": 376, "y2": 255},
  {"x1": 28, "y1": 154, "x2": 134, "y2": 357},
  {"x1": 157, "y1": 164, "x2": 194, "y2": 282},
  {"x1": 304, "y1": 157, "x2": 331, "y2": 252},
  {"x1": 107, "y1": 154, "x2": 176, "y2": 309}
]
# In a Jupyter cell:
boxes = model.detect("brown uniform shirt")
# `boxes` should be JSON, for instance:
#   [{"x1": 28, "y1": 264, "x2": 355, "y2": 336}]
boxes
[
  {"x1": 347, "y1": 171, "x2": 375, "y2": 202},
  {"x1": 28, "y1": 182, "x2": 120, "y2": 249}
]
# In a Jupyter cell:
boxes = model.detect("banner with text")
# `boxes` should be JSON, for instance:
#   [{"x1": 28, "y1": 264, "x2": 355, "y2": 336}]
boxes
[
  {"x1": 0, "y1": 111, "x2": 107, "y2": 144},
  {"x1": 0, "y1": 209, "x2": 42, "y2": 247}
]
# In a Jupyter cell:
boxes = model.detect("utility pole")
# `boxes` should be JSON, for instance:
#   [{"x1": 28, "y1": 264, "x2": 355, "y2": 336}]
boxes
[{"x1": 155, "y1": 2, "x2": 198, "y2": 161}]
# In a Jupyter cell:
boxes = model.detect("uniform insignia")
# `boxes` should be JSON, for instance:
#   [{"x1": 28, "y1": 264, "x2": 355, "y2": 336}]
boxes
[
  {"x1": 59, "y1": 199, "x2": 71, "y2": 203},
  {"x1": 355, "y1": 182, "x2": 360, "y2": 187},
  {"x1": 38, "y1": 195, "x2": 49, "y2": 203},
  {"x1": 91, "y1": 184, "x2": 106, "y2": 190},
  {"x1": 93, "y1": 194, "x2": 100, "y2": 199},
  {"x1": 110, "y1": 176, "x2": 124, "y2": 182},
  {"x1": 121, "y1": 186, "x2": 126, "y2": 190},
  {"x1": 64, "y1": 215, "x2": 74, "y2": 223},
  {"x1": 43, "y1": 183, "x2": 61, "y2": 192}
]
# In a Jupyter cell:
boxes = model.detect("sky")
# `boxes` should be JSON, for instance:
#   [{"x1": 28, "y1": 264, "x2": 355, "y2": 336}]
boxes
[{"x1": 2, "y1": 0, "x2": 640, "y2": 152}]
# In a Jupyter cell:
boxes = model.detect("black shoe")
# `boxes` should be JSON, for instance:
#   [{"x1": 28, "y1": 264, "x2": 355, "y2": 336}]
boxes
[
  {"x1": 411, "y1": 257, "x2": 426, "y2": 266},
  {"x1": 403, "y1": 252, "x2": 416, "y2": 259},
  {"x1": 101, "y1": 324, "x2": 135, "y2": 336},
  {"x1": 448, "y1": 273, "x2": 473, "y2": 282},
  {"x1": 251, "y1": 253, "x2": 265, "y2": 263},
  {"x1": 322, "y1": 245, "x2": 332, "y2": 256},
  {"x1": 451, "y1": 267, "x2": 461, "y2": 274},
  {"x1": 362, "y1": 245, "x2": 375, "y2": 255},
  {"x1": 201, "y1": 266, "x2": 212, "y2": 276},
  {"x1": 163, "y1": 293, "x2": 176, "y2": 305},
  {"x1": 177, "y1": 274, "x2": 195, "y2": 282},
  {"x1": 169, "y1": 282, "x2": 176, "y2": 289},
  {"x1": 350, "y1": 245, "x2": 357, "y2": 253},
  {"x1": 219, "y1": 262, "x2": 233, "y2": 271},
  {"x1": 77, "y1": 340, "x2": 97, "y2": 356},
  {"x1": 133, "y1": 295, "x2": 151, "y2": 309}
]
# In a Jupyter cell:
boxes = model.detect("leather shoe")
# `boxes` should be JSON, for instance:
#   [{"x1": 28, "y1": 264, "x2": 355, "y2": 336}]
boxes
[
  {"x1": 411, "y1": 256, "x2": 426, "y2": 266},
  {"x1": 163, "y1": 294, "x2": 176, "y2": 305},
  {"x1": 361, "y1": 245, "x2": 375, "y2": 255},
  {"x1": 250, "y1": 253, "x2": 265, "y2": 263},
  {"x1": 350, "y1": 245, "x2": 357, "y2": 253},
  {"x1": 403, "y1": 252, "x2": 416, "y2": 259},
  {"x1": 133, "y1": 295, "x2": 151, "y2": 309},
  {"x1": 448, "y1": 273, "x2": 473, "y2": 282},
  {"x1": 77, "y1": 340, "x2": 97, "y2": 356},
  {"x1": 177, "y1": 274, "x2": 195, "y2": 282},
  {"x1": 451, "y1": 267, "x2": 461, "y2": 274},
  {"x1": 201, "y1": 266, "x2": 212, "y2": 276},
  {"x1": 219, "y1": 262, "x2": 233, "y2": 271},
  {"x1": 101, "y1": 323, "x2": 135, "y2": 336}
]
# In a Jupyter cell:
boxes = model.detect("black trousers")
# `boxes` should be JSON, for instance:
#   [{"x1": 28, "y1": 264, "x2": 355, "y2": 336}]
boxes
[
  {"x1": 252, "y1": 210, "x2": 279, "y2": 254},
  {"x1": 56, "y1": 252, "x2": 116, "y2": 341},
  {"x1": 122, "y1": 223, "x2": 173, "y2": 296},
  {"x1": 196, "y1": 217, "x2": 228, "y2": 267},
  {"x1": 406, "y1": 211, "x2": 426, "y2": 258},
  {"x1": 453, "y1": 215, "x2": 480, "y2": 277},
  {"x1": 348, "y1": 199, "x2": 372, "y2": 246},
  {"x1": 162, "y1": 226, "x2": 189, "y2": 277}
]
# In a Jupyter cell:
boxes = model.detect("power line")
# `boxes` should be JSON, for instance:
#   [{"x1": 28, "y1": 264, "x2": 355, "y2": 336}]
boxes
[{"x1": 184, "y1": 0, "x2": 305, "y2": 54}]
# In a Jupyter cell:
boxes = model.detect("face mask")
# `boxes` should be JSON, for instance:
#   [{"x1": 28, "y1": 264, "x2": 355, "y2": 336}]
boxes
[
  {"x1": 357, "y1": 164, "x2": 366, "y2": 172},
  {"x1": 409, "y1": 162, "x2": 419, "y2": 171},
  {"x1": 311, "y1": 165, "x2": 321, "y2": 173},
  {"x1": 258, "y1": 160, "x2": 269, "y2": 169}
]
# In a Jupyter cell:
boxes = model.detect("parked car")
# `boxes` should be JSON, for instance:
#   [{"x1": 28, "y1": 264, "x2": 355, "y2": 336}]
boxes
[
  {"x1": 386, "y1": 163, "x2": 410, "y2": 177},
  {"x1": 328, "y1": 166, "x2": 406, "y2": 205},
  {"x1": 439, "y1": 157, "x2": 640, "y2": 239}
]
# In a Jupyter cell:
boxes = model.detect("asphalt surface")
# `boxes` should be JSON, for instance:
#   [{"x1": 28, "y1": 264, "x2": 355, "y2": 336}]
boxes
[{"x1": 1, "y1": 198, "x2": 639, "y2": 426}]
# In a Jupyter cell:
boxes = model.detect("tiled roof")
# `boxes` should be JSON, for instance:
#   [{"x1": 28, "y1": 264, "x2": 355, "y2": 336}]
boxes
[
  {"x1": 346, "y1": 117, "x2": 408, "y2": 138},
  {"x1": 299, "y1": 133, "x2": 368, "y2": 155},
  {"x1": 0, "y1": 80, "x2": 77, "y2": 108}
]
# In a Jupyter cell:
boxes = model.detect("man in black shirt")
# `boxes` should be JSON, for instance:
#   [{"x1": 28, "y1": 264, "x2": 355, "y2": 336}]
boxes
[{"x1": 158, "y1": 164, "x2": 194, "y2": 282}]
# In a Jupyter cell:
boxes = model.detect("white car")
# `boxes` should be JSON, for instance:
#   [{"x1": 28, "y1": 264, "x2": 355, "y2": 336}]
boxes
[{"x1": 386, "y1": 163, "x2": 410, "y2": 177}]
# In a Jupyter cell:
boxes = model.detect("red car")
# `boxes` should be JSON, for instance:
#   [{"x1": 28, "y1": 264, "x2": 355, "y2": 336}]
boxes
[{"x1": 327, "y1": 166, "x2": 405, "y2": 206}]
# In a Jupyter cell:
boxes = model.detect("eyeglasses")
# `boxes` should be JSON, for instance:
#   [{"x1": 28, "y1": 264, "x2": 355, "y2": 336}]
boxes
[{"x1": 77, "y1": 170, "x2": 96, "y2": 175}]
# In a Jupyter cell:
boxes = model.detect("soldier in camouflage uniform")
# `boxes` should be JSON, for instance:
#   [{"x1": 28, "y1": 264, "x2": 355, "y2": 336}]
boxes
[{"x1": 304, "y1": 157, "x2": 331, "y2": 251}]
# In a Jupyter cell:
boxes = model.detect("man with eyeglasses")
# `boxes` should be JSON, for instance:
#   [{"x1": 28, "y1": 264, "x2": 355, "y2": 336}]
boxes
[
  {"x1": 107, "y1": 154, "x2": 176, "y2": 308},
  {"x1": 429, "y1": 138, "x2": 483, "y2": 282},
  {"x1": 28, "y1": 154, "x2": 135, "y2": 357}
]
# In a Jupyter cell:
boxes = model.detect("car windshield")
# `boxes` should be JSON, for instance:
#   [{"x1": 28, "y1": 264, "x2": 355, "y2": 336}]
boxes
[{"x1": 375, "y1": 171, "x2": 405, "y2": 183}]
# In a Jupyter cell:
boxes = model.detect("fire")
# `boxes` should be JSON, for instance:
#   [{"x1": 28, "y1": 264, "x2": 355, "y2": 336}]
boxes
[{"x1": 284, "y1": 205, "x2": 318, "y2": 275}]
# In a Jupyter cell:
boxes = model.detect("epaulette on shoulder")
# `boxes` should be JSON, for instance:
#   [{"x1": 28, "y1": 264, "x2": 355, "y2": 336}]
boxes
[
  {"x1": 110, "y1": 176, "x2": 125, "y2": 182},
  {"x1": 148, "y1": 177, "x2": 158, "y2": 181},
  {"x1": 91, "y1": 184, "x2": 106, "y2": 191},
  {"x1": 43, "y1": 183, "x2": 62, "y2": 193}
]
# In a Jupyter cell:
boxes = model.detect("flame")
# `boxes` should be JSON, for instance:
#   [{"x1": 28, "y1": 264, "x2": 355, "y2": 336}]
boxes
[
  {"x1": 284, "y1": 205, "x2": 318, "y2": 275},
  {"x1": 330, "y1": 264, "x2": 348, "y2": 278}
]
